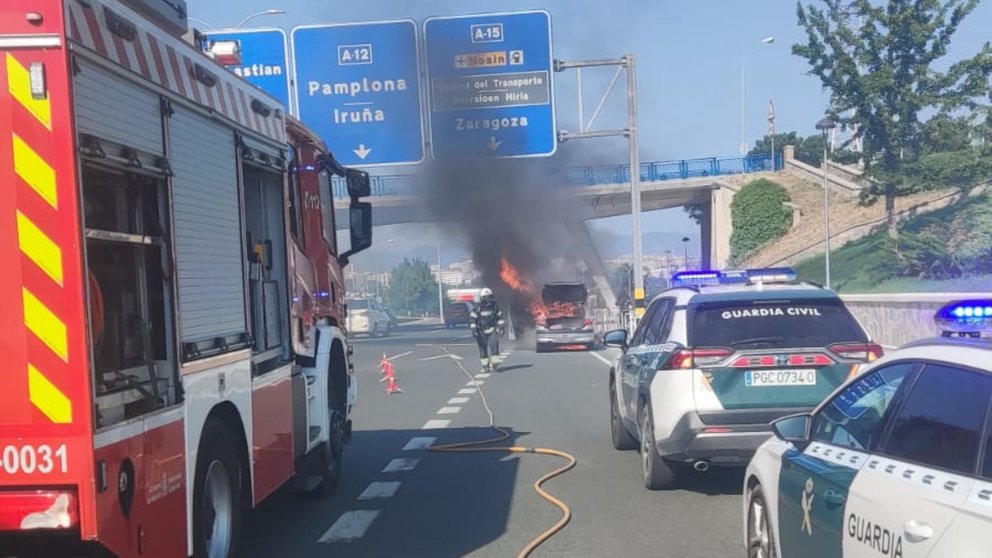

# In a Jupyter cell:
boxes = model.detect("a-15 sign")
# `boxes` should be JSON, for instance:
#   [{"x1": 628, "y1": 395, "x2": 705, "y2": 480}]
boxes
[{"x1": 424, "y1": 10, "x2": 557, "y2": 160}]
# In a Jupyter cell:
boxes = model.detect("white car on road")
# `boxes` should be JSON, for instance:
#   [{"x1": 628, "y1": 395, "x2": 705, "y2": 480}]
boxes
[
  {"x1": 744, "y1": 299, "x2": 992, "y2": 558},
  {"x1": 346, "y1": 298, "x2": 392, "y2": 337}
]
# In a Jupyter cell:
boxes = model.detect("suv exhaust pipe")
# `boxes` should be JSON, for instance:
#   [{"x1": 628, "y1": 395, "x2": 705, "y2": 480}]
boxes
[{"x1": 693, "y1": 460, "x2": 709, "y2": 472}]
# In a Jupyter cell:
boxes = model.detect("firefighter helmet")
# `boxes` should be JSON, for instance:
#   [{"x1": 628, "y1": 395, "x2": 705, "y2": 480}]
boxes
[{"x1": 480, "y1": 287, "x2": 493, "y2": 303}]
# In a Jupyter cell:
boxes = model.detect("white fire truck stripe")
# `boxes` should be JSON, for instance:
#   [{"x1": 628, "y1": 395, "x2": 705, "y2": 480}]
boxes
[{"x1": 94, "y1": 407, "x2": 183, "y2": 448}]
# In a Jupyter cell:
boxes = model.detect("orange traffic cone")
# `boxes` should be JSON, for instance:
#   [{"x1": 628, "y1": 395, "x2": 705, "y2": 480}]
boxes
[{"x1": 379, "y1": 354, "x2": 403, "y2": 394}]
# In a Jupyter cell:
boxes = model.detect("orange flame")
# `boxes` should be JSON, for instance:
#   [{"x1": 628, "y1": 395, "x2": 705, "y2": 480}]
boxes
[
  {"x1": 500, "y1": 256, "x2": 547, "y2": 323},
  {"x1": 500, "y1": 257, "x2": 529, "y2": 293}
]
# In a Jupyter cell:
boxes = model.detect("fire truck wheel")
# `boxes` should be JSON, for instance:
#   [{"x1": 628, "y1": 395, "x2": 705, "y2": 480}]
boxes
[
  {"x1": 313, "y1": 408, "x2": 345, "y2": 497},
  {"x1": 193, "y1": 419, "x2": 242, "y2": 558}
]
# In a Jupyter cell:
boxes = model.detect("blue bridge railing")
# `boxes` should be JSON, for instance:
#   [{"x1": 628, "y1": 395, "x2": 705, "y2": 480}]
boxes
[{"x1": 332, "y1": 153, "x2": 781, "y2": 199}]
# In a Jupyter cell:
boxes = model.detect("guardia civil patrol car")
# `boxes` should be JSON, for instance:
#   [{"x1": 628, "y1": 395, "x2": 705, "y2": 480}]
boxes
[
  {"x1": 604, "y1": 268, "x2": 882, "y2": 490},
  {"x1": 744, "y1": 299, "x2": 992, "y2": 558}
]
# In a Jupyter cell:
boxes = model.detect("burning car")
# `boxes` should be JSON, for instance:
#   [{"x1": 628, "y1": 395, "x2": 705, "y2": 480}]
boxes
[{"x1": 535, "y1": 282, "x2": 595, "y2": 352}]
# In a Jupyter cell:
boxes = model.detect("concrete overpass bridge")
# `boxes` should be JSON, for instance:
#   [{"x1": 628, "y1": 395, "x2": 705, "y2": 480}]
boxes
[{"x1": 333, "y1": 153, "x2": 779, "y2": 307}]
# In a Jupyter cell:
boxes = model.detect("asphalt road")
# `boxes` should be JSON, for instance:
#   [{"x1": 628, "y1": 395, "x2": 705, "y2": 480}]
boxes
[{"x1": 240, "y1": 325, "x2": 744, "y2": 558}]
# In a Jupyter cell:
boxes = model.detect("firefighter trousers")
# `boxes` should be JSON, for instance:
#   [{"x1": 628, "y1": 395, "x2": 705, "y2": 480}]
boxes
[{"x1": 476, "y1": 332, "x2": 501, "y2": 369}]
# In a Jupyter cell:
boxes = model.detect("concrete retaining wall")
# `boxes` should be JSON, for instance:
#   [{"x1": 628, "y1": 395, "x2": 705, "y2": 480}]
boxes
[{"x1": 840, "y1": 293, "x2": 988, "y2": 348}]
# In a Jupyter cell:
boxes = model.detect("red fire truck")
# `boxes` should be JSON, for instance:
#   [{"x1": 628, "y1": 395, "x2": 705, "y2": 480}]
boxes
[{"x1": 0, "y1": 1, "x2": 373, "y2": 556}]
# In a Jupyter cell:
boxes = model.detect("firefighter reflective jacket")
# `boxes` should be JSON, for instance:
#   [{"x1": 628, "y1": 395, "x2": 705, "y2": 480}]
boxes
[{"x1": 470, "y1": 301, "x2": 504, "y2": 335}]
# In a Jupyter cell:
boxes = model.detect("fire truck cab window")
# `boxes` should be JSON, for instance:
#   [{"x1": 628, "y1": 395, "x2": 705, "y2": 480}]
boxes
[
  {"x1": 243, "y1": 160, "x2": 291, "y2": 369},
  {"x1": 81, "y1": 165, "x2": 179, "y2": 428},
  {"x1": 318, "y1": 169, "x2": 337, "y2": 253},
  {"x1": 286, "y1": 146, "x2": 303, "y2": 247}
]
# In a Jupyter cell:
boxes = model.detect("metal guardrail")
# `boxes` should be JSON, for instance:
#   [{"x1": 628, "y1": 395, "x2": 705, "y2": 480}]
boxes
[{"x1": 332, "y1": 153, "x2": 782, "y2": 199}]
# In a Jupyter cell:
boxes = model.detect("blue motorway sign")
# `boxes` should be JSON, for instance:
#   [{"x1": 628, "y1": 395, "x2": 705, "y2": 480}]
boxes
[
  {"x1": 424, "y1": 10, "x2": 556, "y2": 159},
  {"x1": 204, "y1": 28, "x2": 291, "y2": 111},
  {"x1": 291, "y1": 20, "x2": 424, "y2": 167}
]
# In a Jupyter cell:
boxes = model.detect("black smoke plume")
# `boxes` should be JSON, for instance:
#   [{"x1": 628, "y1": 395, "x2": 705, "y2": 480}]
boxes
[{"x1": 415, "y1": 145, "x2": 606, "y2": 330}]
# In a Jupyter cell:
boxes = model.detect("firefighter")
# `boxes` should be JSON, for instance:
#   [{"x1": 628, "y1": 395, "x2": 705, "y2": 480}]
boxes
[{"x1": 470, "y1": 288, "x2": 505, "y2": 372}]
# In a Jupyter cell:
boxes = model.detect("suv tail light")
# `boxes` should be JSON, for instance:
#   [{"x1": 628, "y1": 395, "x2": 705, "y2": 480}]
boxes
[
  {"x1": 829, "y1": 343, "x2": 884, "y2": 362},
  {"x1": 666, "y1": 348, "x2": 733, "y2": 369}
]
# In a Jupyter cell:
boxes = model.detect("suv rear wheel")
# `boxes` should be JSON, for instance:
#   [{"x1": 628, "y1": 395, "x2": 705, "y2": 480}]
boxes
[{"x1": 639, "y1": 405, "x2": 679, "y2": 490}]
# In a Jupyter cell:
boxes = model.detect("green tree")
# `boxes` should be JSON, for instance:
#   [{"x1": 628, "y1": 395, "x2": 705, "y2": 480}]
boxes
[
  {"x1": 793, "y1": 0, "x2": 992, "y2": 235},
  {"x1": 683, "y1": 203, "x2": 704, "y2": 225},
  {"x1": 385, "y1": 258, "x2": 439, "y2": 316},
  {"x1": 730, "y1": 179, "x2": 793, "y2": 262},
  {"x1": 748, "y1": 132, "x2": 803, "y2": 159}
]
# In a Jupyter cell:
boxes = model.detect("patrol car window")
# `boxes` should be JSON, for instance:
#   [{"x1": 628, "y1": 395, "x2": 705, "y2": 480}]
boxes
[
  {"x1": 982, "y1": 415, "x2": 992, "y2": 480},
  {"x1": 643, "y1": 299, "x2": 674, "y2": 345},
  {"x1": 881, "y1": 364, "x2": 992, "y2": 476},
  {"x1": 688, "y1": 299, "x2": 867, "y2": 349},
  {"x1": 629, "y1": 302, "x2": 661, "y2": 347},
  {"x1": 811, "y1": 363, "x2": 914, "y2": 451}
]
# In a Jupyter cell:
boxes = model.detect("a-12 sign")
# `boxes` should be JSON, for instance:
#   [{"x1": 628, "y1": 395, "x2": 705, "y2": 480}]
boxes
[{"x1": 291, "y1": 20, "x2": 425, "y2": 167}]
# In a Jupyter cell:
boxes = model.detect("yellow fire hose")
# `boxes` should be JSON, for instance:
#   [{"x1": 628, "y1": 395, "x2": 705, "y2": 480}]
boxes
[{"x1": 427, "y1": 345, "x2": 577, "y2": 558}]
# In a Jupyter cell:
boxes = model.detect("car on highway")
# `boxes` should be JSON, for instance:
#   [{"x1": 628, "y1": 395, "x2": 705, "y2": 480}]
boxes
[
  {"x1": 444, "y1": 301, "x2": 474, "y2": 328},
  {"x1": 346, "y1": 298, "x2": 392, "y2": 337},
  {"x1": 743, "y1": 299, "x2": 992, "y2": 558},
  {"x1": 535, "y1": 282, "x2": 595, "y2": 352},
  {"x1": 604, "y1": 268, "x2": 883, "y2": 490}
]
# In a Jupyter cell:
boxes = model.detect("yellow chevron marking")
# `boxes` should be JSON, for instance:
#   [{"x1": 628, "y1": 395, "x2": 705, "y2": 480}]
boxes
[
  {"x1": 6, "y1": 53, "x2": 52, "y2": 130},
  {"x1": 22, "y1": 287, "x2": 68, "y2": 362},
  {"x1": 16, "y1": 211, "x2": 63, "y2": 286},
  {"x1": 12, "y1": 134, "x2": 57, "y2": 208},
  {"x1": 28, "y1": 364, "x2": 72, "y2": 424}
]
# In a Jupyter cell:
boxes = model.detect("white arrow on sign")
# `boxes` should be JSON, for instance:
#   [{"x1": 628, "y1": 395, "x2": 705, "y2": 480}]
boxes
[
  {"x1": 487, "y1": 136, "x2": 502, "y2": 152},
  {"x1": 353, "y1": 144, "x2": 372, "y2": 160}
]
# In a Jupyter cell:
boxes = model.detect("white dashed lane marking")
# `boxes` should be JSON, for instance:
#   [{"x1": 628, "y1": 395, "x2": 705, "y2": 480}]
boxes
[
  {"x1": 466, "y1": 380, "x2": 484, "y2": 386},
  {"x1": 358, "y1": 481, "x2": 402, "y2": 500},
  {"x1": 457, "y1": 388, "x2": 477, "y2": 395},
  {"x1": 475, "y1": 373, "x2": 491, "y2": 379},
  {"x1": 448, "y1": 397, "x2": 470, "y2": 404},
  {"x1": 318, "y1": 510, "x2": 380, "y2": 543},
  {"x1": 382, "y1": 458, "x2": 420, "y2": 473},
  {"x1": 403, "y1": 437, "x2": 436, "y2": 451},
  {"x1": 437, "y1": 407, "x2": 461, "y2": 415},
  {"x1": 422, "y1": 419, "x2": 451, "y2": 429}
]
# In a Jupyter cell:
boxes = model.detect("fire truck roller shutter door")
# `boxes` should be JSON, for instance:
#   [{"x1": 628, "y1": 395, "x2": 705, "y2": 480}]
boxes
[
  {"x1": 72, "y1": 58, "x2": 164, "y2": 155},
  {"x1": 169, "y1": 105, "x2": 248, "y2": 348}
]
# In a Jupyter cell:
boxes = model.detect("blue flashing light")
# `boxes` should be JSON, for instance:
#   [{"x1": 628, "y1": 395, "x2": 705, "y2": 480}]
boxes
[
  {"x1": 671, "y1": 270, "x2": 722, "y2": 287},
  {"x1": 671, "y1": 267, "x2": 799, "y2": 288},
  {"x1": 935, "y1": 300, "x2": 992, "y2": 336},
  {"x1": 746, "y1": 267, "x2": 798, "y2": 284}
]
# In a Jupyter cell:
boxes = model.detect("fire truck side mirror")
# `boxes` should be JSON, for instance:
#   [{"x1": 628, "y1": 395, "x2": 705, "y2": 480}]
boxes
[
  {"x1": 338, "y1": 201, "x2": 373, "y2": 267},
  {"x1": 345, "y1": 168, "x2": 371, "y2": 198}
]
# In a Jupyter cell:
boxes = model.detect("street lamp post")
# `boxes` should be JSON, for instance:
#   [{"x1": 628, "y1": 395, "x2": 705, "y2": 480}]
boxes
[
  {"x1": 436, "y1": 238, "x2": 445, "y2": 323},
  {"x1": 190, "y1": 9, "x2": 285, "y2": 31},
  {"x1": 235, "y1": 9, "x2": 285, "y2": 29},
  {"x1": 740, "y1": 36, "x2": 775, "y2": 154},
  {"x1": 681, "y1": 236, "x2": 690, "y2": 269},
  {"x1": 816, "y1": 117, "x2": 837, "y2": 289}
]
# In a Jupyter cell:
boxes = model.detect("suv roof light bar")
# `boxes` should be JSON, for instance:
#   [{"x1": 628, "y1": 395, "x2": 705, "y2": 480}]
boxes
[
  {"x1": 935, "y1": 300, "x2": 992, "y2": 338},
  {"x1": 670, "y1": 267, "x2": 798, "y2": 288}
]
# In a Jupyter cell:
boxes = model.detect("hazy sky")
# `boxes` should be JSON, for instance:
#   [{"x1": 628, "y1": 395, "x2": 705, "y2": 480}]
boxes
[{"x1": 188, "y1": 1, "x2": 992, "y2": 262}]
